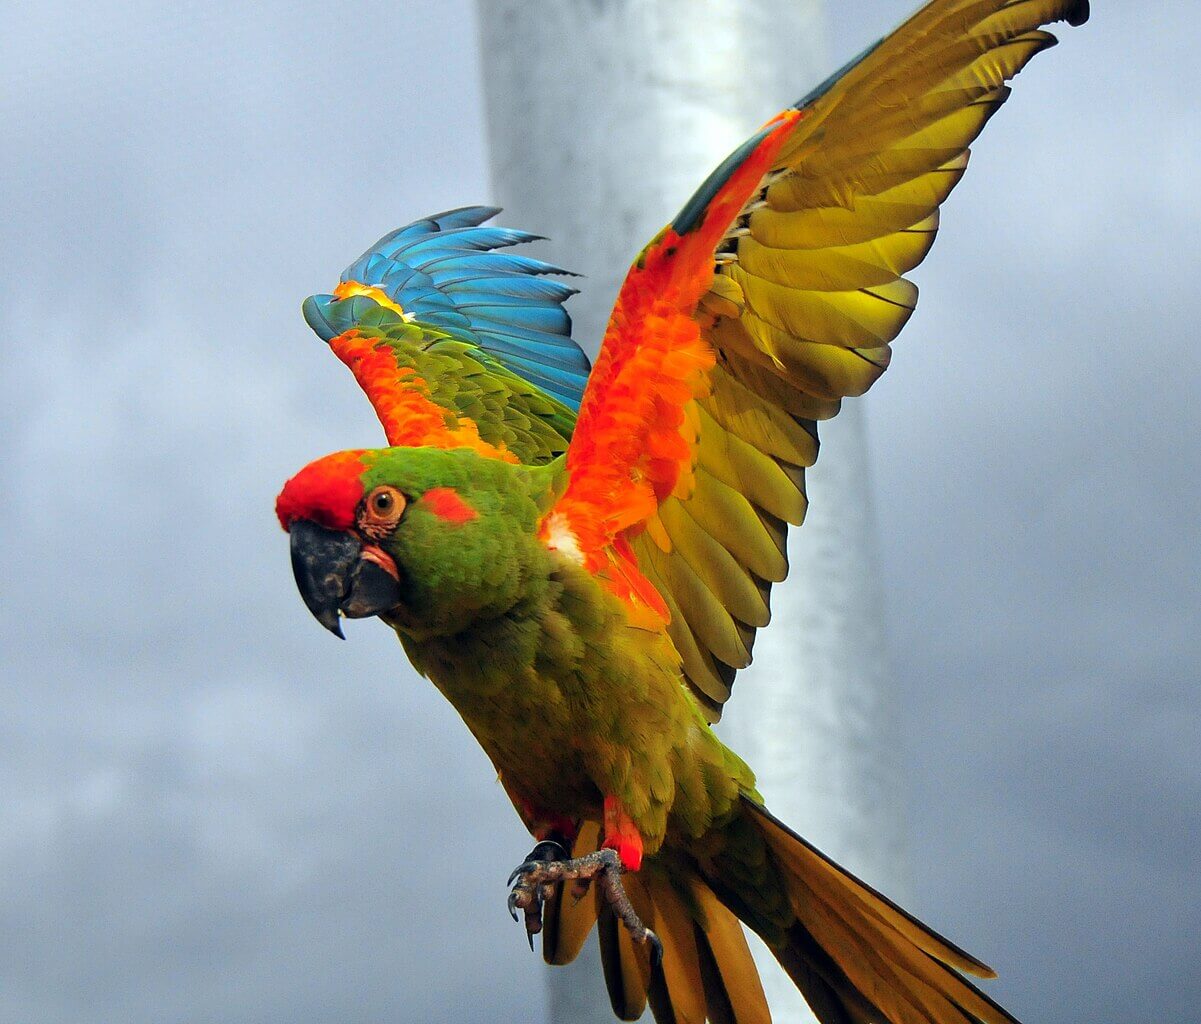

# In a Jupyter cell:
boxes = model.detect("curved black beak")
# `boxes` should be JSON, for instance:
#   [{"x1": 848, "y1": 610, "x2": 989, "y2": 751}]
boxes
[{"x1": 289, "y1": 519, "x2": 403, "y2": 639}]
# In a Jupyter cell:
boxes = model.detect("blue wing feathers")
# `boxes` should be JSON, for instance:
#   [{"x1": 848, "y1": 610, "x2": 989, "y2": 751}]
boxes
[
  {"x1": 421, "y1": 206, "x2": 502, "y2": 230},
  {"x1": 417, "y1": 251, "x2": 575, "y2": 278},
  {"x1": 472, "y1": 333, "x2": 593, "y2": 370},
  {"x1": 308, "y1": 206, "x2": 591, "y2": 410},
  {"x1": 377, "y1": 226, "x2": 544, "y2": 259},
  {"x1": 441, "y1": 278, "x2": 578, "y2": 302},
  {"x1": 484, "y1": 352, "x2": 589, "y2": 403},
  {"x1": 467, "y1": 305, "x2": 571, "y2": 333},
  {"x1": 370, "y1": 206, "x2": 501, "y2": 248},
  {"x1": 472, "y1": 321, "x2": 584, "y2": 352}
]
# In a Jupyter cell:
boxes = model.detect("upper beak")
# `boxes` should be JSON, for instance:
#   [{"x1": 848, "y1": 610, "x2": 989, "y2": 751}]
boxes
[{"x1": 289, "y1": 519, "x2": 403, "y2": 638}]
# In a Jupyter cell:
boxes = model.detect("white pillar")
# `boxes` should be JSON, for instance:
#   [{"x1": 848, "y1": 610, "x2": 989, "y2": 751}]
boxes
[{"x1": 476, "y1": 3, "x2": 906, "y2": 1021}]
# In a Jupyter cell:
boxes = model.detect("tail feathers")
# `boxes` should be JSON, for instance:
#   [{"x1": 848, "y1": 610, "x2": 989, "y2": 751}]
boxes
[
  {"x1": 747, "y1": 798, "x2": 994, "y2": 978},
  {"x1": 541, "y1": 821, "x2": 601, "y2": 967},
  {"x1": 544, "y1": 821, "x2": 770, "y2": 1024},
  {"x1": 617, "y1": 869, "x2": 771, "y2": 1024},
  {"x1": 598, "y1": 896, "x2": 649, "y2": 1020},
  {"x1": 774, "y1": 922, "x2": 878, "y2": 1024},
  {"x1": 744, "y1": 797, "x2": 1023, "y2": 1024},
  {"x1": 544, "y1": 800, "x2": 1018, "y2": 1024},
  {"x1": 688, "y1": 878, "x2": 771, "y2": 1024}
]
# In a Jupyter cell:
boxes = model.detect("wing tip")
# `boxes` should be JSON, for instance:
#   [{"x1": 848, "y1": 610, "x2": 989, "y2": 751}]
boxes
[
  {"x1": 302, "y1": 293, "x2": 337, "y2": 342},
  {"x1": 1066, "y1": 1, "x2": 1090, "y2": 27},
  {"x1": 430, "y1": 204, "x2": 503, "y2": 228}
]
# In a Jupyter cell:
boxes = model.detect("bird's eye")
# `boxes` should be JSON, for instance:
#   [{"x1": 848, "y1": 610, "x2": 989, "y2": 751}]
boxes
[{"x1": 360, "y1": 486, "x2": 406, "y2": 535}]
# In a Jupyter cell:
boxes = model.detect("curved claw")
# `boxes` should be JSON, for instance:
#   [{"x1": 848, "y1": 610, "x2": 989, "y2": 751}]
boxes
[
  {"x1": 508, "y1": 861, "x2": 539, "y2": 888},
  {"x1": 507, "y1": 839, "x2": 570, "y2": 886},
  {"x1": 506, "y1": 843, "x2": 658, "y2": 966},
  {"x1": 507, "y1": 838, "x2": 571, "y2": 887},
  {"x1": 646, "y1": 929, "x2": 664, "y2": 969},
  {"x1": 507, "y1": 838, "x2": 572, "y2": 949}
]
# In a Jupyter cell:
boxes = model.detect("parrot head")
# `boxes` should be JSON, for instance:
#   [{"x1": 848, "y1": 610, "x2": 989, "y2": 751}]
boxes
[{"x1": 275, "y1": 446, "x2": 551, "y2": 639}]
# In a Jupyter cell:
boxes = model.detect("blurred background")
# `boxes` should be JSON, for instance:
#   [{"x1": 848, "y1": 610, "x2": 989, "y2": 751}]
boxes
[{"x1": 1, "y1": 2, "x2": 1198, "y2": 1022}]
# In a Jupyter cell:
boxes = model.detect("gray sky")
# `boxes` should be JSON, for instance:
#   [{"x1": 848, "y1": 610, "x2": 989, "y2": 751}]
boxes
[{"x1": 1, "y1": 2, "x2": 1197, "y2": 1023}]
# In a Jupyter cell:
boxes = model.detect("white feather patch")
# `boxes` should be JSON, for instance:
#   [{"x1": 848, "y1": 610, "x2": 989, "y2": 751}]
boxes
[{"x1": 542, "y1": 512, "x2": 584, "y2": 564}]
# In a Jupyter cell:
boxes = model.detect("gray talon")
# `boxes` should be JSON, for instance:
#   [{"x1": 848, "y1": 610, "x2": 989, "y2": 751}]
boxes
[
  {"x1": 507, "y1": 844, "x2": 658, "y2": 962},
  {"x1": 647, "y1": 929, "x2": 664, "y2": 969},
  {"x1": 508, "y1": 837, "x2": 572, "y2": 948}
]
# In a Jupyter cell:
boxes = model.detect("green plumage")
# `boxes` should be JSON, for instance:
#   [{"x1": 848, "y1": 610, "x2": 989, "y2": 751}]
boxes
[
  {"x1": 353, "y1": 315, "x2": 578, "y2": 464},
  {"x1": 362, "y1": 447, "x2": 758, "y2": 848},
  {"x1": 343, "y1": 447, "x2": 998, "y2": 1024}
]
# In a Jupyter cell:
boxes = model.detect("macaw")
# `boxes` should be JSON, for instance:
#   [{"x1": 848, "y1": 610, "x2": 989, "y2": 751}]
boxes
[{"x1": 275, "y1": 2, "x2": 1089, "y2": 1021}]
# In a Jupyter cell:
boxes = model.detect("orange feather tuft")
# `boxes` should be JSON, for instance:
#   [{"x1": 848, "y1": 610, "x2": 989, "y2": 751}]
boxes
[
  {"x1": 332, "y1": 279, "x2": 408, "y2": 319},
  {"x1": 544, "y1": 111, "x2": 801, "y2": 619},
  {"x1": 330, "y1": 331, "x2": 519, "y2": 462}
]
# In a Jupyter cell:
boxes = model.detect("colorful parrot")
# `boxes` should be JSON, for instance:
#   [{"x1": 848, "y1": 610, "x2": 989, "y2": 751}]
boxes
[{"x1": 275, "y1": 2, "x2": 1089, "y2": 1021}]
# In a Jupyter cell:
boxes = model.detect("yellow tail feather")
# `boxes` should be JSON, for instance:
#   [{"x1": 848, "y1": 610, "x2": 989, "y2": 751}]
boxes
[
  {"x1": 545, "y1": 802, "x2": 1019, "y2": 1024},
  {"x1": 744, "y1": 798, "x2": 1022, "y2": 1024}
]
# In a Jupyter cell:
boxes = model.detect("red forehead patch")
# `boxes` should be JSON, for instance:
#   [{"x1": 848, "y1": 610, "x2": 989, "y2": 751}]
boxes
[
  {"x1": 275, "y1": 450, "x2": 367, "y2": 531},
  {"x1": 421, "y1": 487, "x2": 478, "y2": 525}
]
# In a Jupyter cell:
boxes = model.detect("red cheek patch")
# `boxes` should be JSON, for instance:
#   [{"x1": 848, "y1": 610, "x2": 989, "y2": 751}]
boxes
[{"x1": 421, "y1": 487, "x2": 478, "y2": 524}]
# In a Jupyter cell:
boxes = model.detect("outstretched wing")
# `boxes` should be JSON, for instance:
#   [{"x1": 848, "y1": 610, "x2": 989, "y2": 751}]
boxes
[
  {"x1": 303, "y1": 206, "x2": 591, "y2": 466},
  {"x1": 544, "y1": 0, "x2": 1089, "y2": 717}
]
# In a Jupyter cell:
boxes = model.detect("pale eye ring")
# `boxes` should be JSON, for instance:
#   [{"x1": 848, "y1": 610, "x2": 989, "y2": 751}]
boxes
[{"x1": 360, "y1": 485, "x2": 406, "y2": 535}]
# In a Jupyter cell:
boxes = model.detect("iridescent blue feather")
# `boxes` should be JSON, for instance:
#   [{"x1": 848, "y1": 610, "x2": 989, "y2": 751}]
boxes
[{"x1": 303, "y1": 207, "x2": 592, "y2": 410}]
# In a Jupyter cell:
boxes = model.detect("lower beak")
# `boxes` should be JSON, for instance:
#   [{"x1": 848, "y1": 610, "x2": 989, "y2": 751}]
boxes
[{"x1": 289, "y1": 519, "x2": 403, "y2": 638}]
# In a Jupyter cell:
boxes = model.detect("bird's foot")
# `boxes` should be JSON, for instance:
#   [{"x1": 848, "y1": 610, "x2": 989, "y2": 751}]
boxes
[
  {"x1": 506, "y1": 837, "x2": 570, "y2": 949},
  {"x1": 507, "y1": 844, "x2": 662, "y2": 966}
]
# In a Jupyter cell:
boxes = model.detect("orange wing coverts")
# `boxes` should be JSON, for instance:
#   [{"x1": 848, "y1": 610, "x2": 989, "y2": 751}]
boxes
[
  {"x1": 542, "y1": 112, "x2": 802, "y2": 624},
  {"x1": 544, "y1": 0, "x2": 1089, "y2": 716}
]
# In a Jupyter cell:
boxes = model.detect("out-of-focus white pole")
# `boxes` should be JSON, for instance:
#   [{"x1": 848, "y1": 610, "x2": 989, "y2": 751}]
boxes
[{"x1": 476, "y1": 3, "x2": 906, "y2": 1020}]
